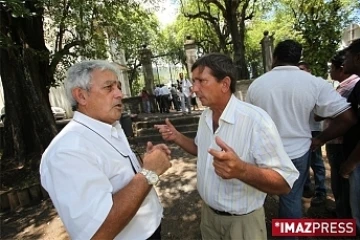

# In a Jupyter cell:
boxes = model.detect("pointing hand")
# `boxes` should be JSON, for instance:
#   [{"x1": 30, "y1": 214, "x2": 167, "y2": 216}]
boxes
[
  {"x1": 208, "y1": 136, "x2": 248, "y2": 179},
  {"x1": 154, "y1": 118, "x2": 178, "y2": 142}
]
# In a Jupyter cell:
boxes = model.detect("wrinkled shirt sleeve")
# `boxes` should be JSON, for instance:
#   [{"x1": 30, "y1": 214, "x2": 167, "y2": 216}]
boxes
[{"x1": 41, "y1": 148, "x2": 113, "y2": 240}]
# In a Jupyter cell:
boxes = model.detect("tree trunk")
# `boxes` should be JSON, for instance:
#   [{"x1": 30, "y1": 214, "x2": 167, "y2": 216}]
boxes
[
  {"x1": 225, "y1": 2, "x2": 249, "y2": 80},
  {"x1": 250, "y1": 61, "x2": 259, "y2": 78},
  {"x1": 235, "y1": 19, "x2": 249, "y2": 80},
  {"x1": 0, "y1": 2, "x2": 58, "y2": 171}
]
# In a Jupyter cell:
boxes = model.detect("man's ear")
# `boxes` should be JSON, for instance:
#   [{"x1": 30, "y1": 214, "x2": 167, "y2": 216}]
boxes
[
  {"x1": 72, "y1": 88, "x2": 88, "y2": 106},
  {"x1": 221, "y1": 77, "x2": 231, "y2": 92}
]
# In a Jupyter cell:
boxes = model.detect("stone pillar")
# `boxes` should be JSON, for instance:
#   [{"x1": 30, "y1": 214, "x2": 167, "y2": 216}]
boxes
[
  {"x1": 184, "y1": 35, "x2": 198, "y2": 79},
  {"x1": 260, "y1": 31, "x2": 275, "y2": 73},
  {"x1": 139, "y1": 44, "x2": 155, "y2": 94}
]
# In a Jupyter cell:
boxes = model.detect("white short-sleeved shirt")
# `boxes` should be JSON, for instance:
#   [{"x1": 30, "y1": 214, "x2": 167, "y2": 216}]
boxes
[
  {"x1": 40, "y1": 112, "x2": 162, "y2": 240},
  {"x1": 160, "y1": 86, "x2": 170, "y2": 96},
  {"x1": 309, "y1": 111, "x2": 322, "y2": 132},
  {"x1": 246, "y1": 66, "x2": 350, "y2": 159},
  {"x1": 194, "y1": 95, "x2": 299, "y2": 215},
  {"x1": 154, "y1": 87, "x2": 160, "y2": 96},
  {"x1": 181, "y1": 79, "x2": 193, "y2": 97}
]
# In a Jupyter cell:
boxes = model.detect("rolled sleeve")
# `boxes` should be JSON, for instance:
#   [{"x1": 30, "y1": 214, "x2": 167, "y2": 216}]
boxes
[
  {"x1": 251, "y1": 118, "x2": 299, "y2": 188},
  {"x1": 314, "y1": 81, "x2": 351, "y2": 118},
  {"x1": 41, "y1": 149, "x2": 113, "y2": 239}
]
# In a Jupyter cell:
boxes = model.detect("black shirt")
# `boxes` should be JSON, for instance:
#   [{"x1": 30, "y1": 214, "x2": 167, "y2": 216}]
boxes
[{"x1": 343, "y1": 80, "x2": 360, "y2": 159}]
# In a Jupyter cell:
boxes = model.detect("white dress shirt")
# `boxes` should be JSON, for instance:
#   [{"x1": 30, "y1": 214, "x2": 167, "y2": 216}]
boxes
[
  {"x1": 181, "y1": 79, "x2": 193, "y2": 97},
  {"x1": 159, "y1": 86, "x2": 170, "y2": 95},
  {"x1": 154, "y1": 87, "x2": 160, "y2": 96},
  {"x1": 40, "y1": 112, "x2": 162, "y2": 240},
  {"x1": 195, "y1": 95, "x2": 299, "y2": 215},
  {"x1": 246, "y1": 66, "x2": 350, "y2": 159}
]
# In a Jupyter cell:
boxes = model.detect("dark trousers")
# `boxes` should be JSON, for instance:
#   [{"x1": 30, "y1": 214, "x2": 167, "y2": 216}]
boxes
[
  {"x1": 160, "y1": 95, "x2": 169, "y2": 113},
  {"x1": 304, "y1": 131, "x2": 326, "y2": 194},
  {"x1": 147, "y1": 224, "x2": 161, "y2": 240},
  {"x1": 326, "y1": 144, "x2": 352, "y2": 218},
  {"x1": 155, "y1": 96, "x2": 161, "y2": 112}
]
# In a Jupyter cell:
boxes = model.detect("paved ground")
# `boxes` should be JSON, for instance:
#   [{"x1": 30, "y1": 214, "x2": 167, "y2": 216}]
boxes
[
  {"x1": 0, "y1": 141, "x2": 348, "y2": 240},
  {"x1": 1, "y1": 110, "x2": 357, "y2": 239}
]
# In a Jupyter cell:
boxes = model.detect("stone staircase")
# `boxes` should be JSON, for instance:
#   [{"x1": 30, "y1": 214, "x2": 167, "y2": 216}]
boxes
[{"x1": 130, "y1": 112, "x2": 201, "y2": 144}]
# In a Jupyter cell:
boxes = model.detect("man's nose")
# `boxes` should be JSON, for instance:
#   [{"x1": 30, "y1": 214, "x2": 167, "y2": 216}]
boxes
[
  {"x1": 192, "y1": 84, "x2": 199, "y2": 92},
  {"x1": 114, "y1": 87, "x2": 123, "y2": 98}
]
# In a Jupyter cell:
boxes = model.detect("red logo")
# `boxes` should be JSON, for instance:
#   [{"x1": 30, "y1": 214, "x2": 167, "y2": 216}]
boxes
[{"x1": 272, "y1": 219, "x2": 356, "y2": 237}]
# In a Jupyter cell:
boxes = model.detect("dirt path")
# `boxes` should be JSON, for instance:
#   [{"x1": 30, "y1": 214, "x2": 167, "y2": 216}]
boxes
[{"x1": 0, "y1": 145, "x2": 347, "y2": 239}]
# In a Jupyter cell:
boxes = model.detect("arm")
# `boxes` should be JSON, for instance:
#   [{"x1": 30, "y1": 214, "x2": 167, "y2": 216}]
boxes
[
  {"x1": 155, "y1": 118, "x2": 197, "y2": 156},
  {"x1": 313, "y1": 81, "x2": 357, "y2": 147},
  {"x1": 93, "y1": 148, "x2": 171, "y2": 238},
  {"x1": 340, "y1": 81, "x2": 360, "y2": 176},
  {"x1": 313, "y1": 108, "x2": 357, "y2": 147},
  {"x1": 175, "y1": 135, "x2": 197, "y2": 156},
  {"x1": 314, "y1": 114, "x2": 326, "y2": 122},
  {"x1": 209, "y1": 137, "x2": 295, "y2": 195},
  {"x1": 237, "y1": 163, "x2": 290, "y2": 195},
  {"x1": 42, "y1": 145, "x2": 170, "y2": 239},
  {"x1": 93, "y1": 174, "x2": 152, "y2": 239}
]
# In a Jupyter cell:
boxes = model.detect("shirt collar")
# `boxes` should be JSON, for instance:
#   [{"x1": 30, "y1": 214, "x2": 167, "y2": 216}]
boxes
[
  {"x1": 220, "y1": 94, "x2": 237, "y2": 125},
  {"x1": 339, "y1": 74, "x2": 360, "y2": 87},
  {"x1": 73, "y1": 111, "x2": 122, "y2": 139},
  {"x1": 204, "y1": 94, "x2": 237, "y2": 130},
  {"x1": 272, "y1": 66, "x2": 300, "y2": 71}
]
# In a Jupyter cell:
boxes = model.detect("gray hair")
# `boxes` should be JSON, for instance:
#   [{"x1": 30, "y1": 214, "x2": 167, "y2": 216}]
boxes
[{"x1": 65, "y1": 60, "x2": 122, "y2": 108}]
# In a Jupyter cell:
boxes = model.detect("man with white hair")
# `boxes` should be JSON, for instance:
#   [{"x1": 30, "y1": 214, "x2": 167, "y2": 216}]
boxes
[{"x1": 40, "y1": 60, "x2": 172, "y2": 239}]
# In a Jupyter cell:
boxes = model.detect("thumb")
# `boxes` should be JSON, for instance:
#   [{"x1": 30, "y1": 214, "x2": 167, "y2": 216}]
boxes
[
  {"x1": 215, "y1": 136, "x2": 232, "y2": 152},
  {"x1": 165, "y1": 118, "x2": 174, "y2": 128},
  {"x1": 146, "y1": 141, "x2": 153, "y2": 152}
]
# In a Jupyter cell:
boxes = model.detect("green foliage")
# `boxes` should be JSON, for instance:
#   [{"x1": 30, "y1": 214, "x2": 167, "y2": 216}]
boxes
[
  {"x1": 179, "y1": 0, "x2": 230, "y2": 54},
  {"x1": 245, "y1": 12, "x2": 301, "y2": 77},
  {"x1": 289, "y1": 0, "x2": 353, "y2": 77},
  {"x1": 43, "y1": 0, "x2": 161, "y2": 88},
  {"x1": 245, "y1": 0, "x2": 358, "y2": 78}
]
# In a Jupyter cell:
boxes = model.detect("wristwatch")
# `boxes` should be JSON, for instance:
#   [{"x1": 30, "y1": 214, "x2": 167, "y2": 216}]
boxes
[{"x1": 139, "y1": 169, "x2": 159, "y2": 185}]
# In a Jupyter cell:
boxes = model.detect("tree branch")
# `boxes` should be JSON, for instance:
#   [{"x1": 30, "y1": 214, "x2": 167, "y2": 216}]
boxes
[
  {"x1": 49, "y1": 40, "x2": 87, "y2": 77},
  {"x1": 205, "y1": 0, "x2": 226, "y2": 15},
  {"x1": 240, "y1": 0, "x2": 251, "y2": 20},
  {"x1": 55, "y1": 0, "x2": 71, "y2": 52},
  {"x1": 245, "y1": 0, "x2": 257, "y2": 20}
]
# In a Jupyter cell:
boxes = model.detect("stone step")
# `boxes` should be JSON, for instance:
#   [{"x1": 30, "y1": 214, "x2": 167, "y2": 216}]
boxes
[
  {"x1": 134, "y1": 114, "x2": 200, "y2": 130},
  {"x1": 129, "y1": 130, "x2": 197, "y2": 144},
  {"x1": 136, "y1": 123, "x2": 198, "y2": 137}
]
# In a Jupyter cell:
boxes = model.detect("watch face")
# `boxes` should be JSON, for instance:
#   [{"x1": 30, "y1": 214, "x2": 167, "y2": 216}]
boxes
[{"x1": 149, "y1": 172, "x2": 159, "y2": 184}]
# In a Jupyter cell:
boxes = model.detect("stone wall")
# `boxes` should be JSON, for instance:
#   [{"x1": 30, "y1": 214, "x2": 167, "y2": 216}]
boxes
[{"x1": 122, "y1": 95, "x2": 158, "y2": 114}]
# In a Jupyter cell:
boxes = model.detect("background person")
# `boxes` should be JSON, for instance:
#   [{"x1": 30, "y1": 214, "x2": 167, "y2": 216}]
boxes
[
  {"x1": 246, "y1": 40, "x2": 356, "y2": 223},
  {"x1": 323, "y1": 50, "x2": 358, "y2": 218},
  {"x1": 341, "y1": 38, "x2": 360, "y2": 233},
  {"x1": 297, "y1": 61, "x2": 327, "y2": 206},
  {"x1": 140, "y1": 88, "x2": 151, "y2": 113},
  {"x1": 178, "y1": 72, "x2": 193, "y2": 114}
]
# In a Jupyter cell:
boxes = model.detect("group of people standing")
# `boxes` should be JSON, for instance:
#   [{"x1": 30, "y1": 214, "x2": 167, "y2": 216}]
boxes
[
  {"x1": 39, "y1": 38, "x2": 359, "y2": 240},
  {"x1": 140, "y1": 72, "x2": 199, "y2": 115},
  {"x1": 156, "y1": 39, "x2": 360, "y2": 239},
  {"x1": 246, "y1": 39, "x2": 359, "y2": 229}
]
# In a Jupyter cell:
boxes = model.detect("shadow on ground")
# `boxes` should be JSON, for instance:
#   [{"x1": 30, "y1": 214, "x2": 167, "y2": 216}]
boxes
[{"x1": 1, "y1": 144, "x2": 358, "y2": 239}]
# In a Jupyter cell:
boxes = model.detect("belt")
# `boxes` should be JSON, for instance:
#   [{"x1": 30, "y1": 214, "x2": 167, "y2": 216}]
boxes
[{"x1": 209, "y1": 206, "x2": 255, "y2": 216}]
